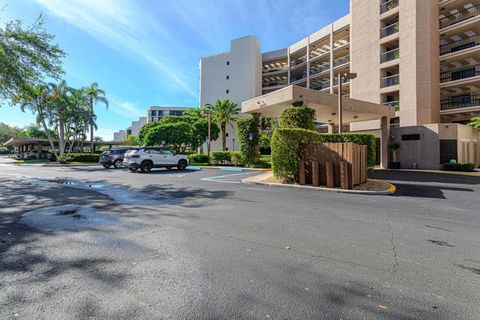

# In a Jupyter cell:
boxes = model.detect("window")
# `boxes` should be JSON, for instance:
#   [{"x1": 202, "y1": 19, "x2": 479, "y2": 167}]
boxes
[
  {"x1": 401, "y1": 134, "x2": 420, "y2": 141},
  {"x1": 151, "y1": 110, "x2": 157, "y2": 116},
  {"x1": 226, "y1": 89, "x2": 229, "y2": 94},
  {"x1": 161, "y1": 148, "x2": 174, "y2": 155},
  {"x1": 145, "y1": 148, "x2": 161, "y2": 154},
  {"x1": 226, "y1": 75, "x2": 230, "y2": 80},
  {"x1": 226, "y1": 61, "x2": 230, "y2": 65}
]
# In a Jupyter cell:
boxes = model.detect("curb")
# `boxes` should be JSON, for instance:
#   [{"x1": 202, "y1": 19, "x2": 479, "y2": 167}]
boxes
[
  {"x1": 242, "y1": 173, "x2": 395, "y2": 195},
  {"x1": 381, "y1": 169, "x2": 480, "y2": 177},
  {"x1": 198, "y1": 166, "x2": 271, "y2": 172}
]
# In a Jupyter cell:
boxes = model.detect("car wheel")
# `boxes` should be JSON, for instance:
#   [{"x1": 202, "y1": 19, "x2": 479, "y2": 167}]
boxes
[
  {"x1": 113, "y1": 159, "x2": 123, "y2": 168},
  {"x1": 103, "y1": 163, "x2": 112, "y2": 169},
  {"x1": 128, "y1": 167, "x2": 138, "y2": 172},
  {"x1": 140, "y1": 161, "x2": 153, "y2": 173},
  {"x1": 177, "y1": 160, "x2": 188, "y2": 170}
]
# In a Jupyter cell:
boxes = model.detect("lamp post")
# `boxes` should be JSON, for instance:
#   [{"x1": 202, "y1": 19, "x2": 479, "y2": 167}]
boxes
[{"x1": 337, "y1": 72, "x2": 357, "y2": 133}]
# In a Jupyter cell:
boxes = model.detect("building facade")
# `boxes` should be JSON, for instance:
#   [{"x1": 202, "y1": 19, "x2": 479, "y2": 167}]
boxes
[
  {"x1": 147, "y1": 106, "x2": 190, "y2": 123},
  {"x1": 199, "y1": 0, "x2": 480, "y2": 168}
]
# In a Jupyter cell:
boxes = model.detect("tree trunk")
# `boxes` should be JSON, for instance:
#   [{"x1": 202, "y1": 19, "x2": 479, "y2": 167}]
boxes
[
  {"x1": 221, "y1": 124, "x2": 226, "y2": 151},
  {"x1": 90, "y1": 99, "x2": 94, "y2": 155},
  {"x1": 59, "y1": 120, "x2": 65, "y2": 158},
  {"x1": 37, "y1": 108, "x2": 59, "y2": 160}
]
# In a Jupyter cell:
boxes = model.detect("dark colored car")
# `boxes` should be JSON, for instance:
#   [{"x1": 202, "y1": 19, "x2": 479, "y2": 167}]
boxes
[{"x1": 99, "y1": 148, "x2": 137, "y2": 168}]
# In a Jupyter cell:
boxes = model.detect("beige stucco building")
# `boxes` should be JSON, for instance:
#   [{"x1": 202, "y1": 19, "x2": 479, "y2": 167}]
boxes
[{"x1": 200, "y1": 0, "x2": 480, "y2": 169}]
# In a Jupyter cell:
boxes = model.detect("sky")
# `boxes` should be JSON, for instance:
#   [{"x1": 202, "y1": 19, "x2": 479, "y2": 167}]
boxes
[{"x1": 0, "y1": 0, "x2": 350, "y2": 140}]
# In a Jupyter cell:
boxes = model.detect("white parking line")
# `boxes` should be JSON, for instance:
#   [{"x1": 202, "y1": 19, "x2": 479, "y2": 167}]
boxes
[{"x1": 201, "y1": 171, "x2": 257, "y2": 184}]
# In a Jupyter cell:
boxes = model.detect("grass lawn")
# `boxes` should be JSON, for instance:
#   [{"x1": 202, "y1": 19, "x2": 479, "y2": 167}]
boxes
[{"x1": 15, "y1": 159, "x2": 49, "y2": 164}]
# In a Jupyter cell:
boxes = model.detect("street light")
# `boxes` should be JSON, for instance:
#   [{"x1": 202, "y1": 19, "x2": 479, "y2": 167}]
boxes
[{"x1": 337, "y1": 72, "x2": 357, "y2": 133}]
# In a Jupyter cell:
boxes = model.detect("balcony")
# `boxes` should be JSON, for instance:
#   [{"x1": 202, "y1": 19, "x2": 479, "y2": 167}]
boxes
[
  {"x1": 291, "y1": 56, "x2": 307, "y2": 68},
  {"x1": 333, "y1": 36, "x2": 350, "y2": 50},
  {"x1": 380, "y1": 0, "x2": 399, "y2": 14},
  {"x1": 440, "y1": 34, "x2": 480, "y2": 55},
  {"x1": 440, "y1": 64, "x2": 480, "y2": 83},
  {"x1": 439, "y1": 4, "x2": 480, "y2": 29},
  {"x1": 311, "y1": 81, "x2": 330, "y2": 91},
  {"x1": 383, "y1": 100, "x2": 400, "y2": 110},
  {"x1": 333, "y1": 55, "x2": 350, "y2": 67},
  {"x1": 380, "y1": 22, "x2": 399, "y2": 39},
  {"x1": 262, "y1": 80, "x2": 288, "y2": 88},
  {"x1": 380, "y1": 74, "x2": 400, "y2": 88},
  {"x1": 380, "y1": 48, "x2": 400, "y2": 63},
  {"x1": 440, "y1": 93, "x2": 480, "y2": 111},
  {"x1": 310, "y1": 63, "x2": 330, "y2": 76}
]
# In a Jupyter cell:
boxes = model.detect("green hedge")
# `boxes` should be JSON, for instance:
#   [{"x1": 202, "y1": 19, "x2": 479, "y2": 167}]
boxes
[
  {"x1": 65, "y1": 153, "x2": 100, "y2": 162},
  {"x1": 188, "y1": 153, "x2": 209, "y2": 163},
  {"x1": 210, "y1": 151, "x2": 231, "y2": 164},
  {"x1": 443, "y1": 163, "x2": 476, "y2": 172},
  {"x1": 230, "y1": 151, "x2": 244, "y2": 166},
  {"x1": 278, "y1": 107, "x2": 315, "y2": 130},
  {"x1": 271, "y1": 128, "x2": 376, "y2": 181}
]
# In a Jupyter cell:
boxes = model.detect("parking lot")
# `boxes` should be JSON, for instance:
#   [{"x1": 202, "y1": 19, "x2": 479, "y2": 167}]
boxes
[{"x1": 1, "y1": 159, "x2": 479, "y2": 319}]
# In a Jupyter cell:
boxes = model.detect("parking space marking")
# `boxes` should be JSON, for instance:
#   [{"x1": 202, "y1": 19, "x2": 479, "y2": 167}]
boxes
[{"x1": 201, "y1": 171, "x2": 258, "y2": 184}]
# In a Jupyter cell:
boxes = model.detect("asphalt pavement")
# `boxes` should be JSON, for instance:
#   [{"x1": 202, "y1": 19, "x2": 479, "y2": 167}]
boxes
[{"x1": 0, "y1": 158, "x2": 479, "y2": 319}]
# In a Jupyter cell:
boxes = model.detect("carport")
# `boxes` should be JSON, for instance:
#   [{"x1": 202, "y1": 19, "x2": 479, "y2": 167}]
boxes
[{"x1": 242, "y1": 85, "x2": 395, "y2": 168}]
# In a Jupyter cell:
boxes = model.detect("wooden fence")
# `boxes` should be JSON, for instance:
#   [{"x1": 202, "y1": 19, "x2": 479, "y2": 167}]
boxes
[{"x1": 298, "y1": 143, "x2": 368, "y2": 189}]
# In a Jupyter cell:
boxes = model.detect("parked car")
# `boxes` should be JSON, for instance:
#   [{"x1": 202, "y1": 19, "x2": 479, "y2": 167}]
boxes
[
  {"x1": 123, "y1": 147, "x2": 189, "y2": 173},
  {"x1": 17, "y1": 150, "x2": 54, "y2": 160},
  {"x1": 99, "y1": 148, "x2": 137, "y2": 168}
]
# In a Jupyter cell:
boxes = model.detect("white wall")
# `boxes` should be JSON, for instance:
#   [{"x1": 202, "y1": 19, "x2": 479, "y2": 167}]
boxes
[
  {"x1": 131, "y1": 117, "x2": 147, "y2": 136},
  {"x1": 200, "y1": 36, "x2": 262, "y2": 151}
]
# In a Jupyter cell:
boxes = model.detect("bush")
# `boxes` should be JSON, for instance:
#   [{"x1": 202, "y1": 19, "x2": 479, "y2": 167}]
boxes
[
  {"x1": 443, "y1": 163, "x2": 476, "y2": 172},
  {"x1": 210, "y1": 151, "x2": 231, "y2": 165},
  {"x1": 63, "y1": 153, "x2": 100, "y2": 163},
  {"x1": 278, "y1": 107, "x2": 315, "y2": 130},
  {"x1": 271, "y1": 128, "x2": 376, "y2": 181},
  {"x1": 236, "y1": 117, "x2": 260, "y2": 164},
  {"x1": 189, "y1": 153, "x2": 209, "y2": 163},
  {"x1": 230, "y1": 151, "x2": 244, "y2": 166}
]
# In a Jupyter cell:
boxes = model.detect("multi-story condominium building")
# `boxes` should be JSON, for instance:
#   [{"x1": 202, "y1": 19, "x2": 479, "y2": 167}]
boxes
[
  {"x1": 113, "y1": 117, "x2": 147, "y2": 142},
  {"x1": 200, "y1": 0, "x2": 480, "y2": 169},
  {"x1": 147, "y1": 106, "x2": 190, "y2": 123}
]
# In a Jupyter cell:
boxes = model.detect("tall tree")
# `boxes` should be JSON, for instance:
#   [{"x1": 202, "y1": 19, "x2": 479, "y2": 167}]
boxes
[
  {"x1": 84, "y1": 82, "x2": 108, "y2": 154},
  {"x1": 205, "y1": 99, "x2": 240, "y2": 151},
  {"x1": 19, "y1": 85, "x2": 59, "y2": 159},
  {"x1": 0, "y1": 14, "x2": 65, "y2": 104},
  {"x1": 183, "y1": 107, "x2": 204, "y2": 119},
  {"x1": 468, "y1": 117, "x2": 480, "y2": 129}
]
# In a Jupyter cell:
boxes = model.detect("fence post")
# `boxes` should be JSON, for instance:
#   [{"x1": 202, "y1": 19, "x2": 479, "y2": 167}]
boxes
[
  {"x1": 312, "y1": 161, "x2": 320, "y2": 187},
  {"x1": 299, "y1": 160, "x2": 306, "y2": 185},
  {"x1": 326, "y1": 161, "x2": 334, "y2": 188},
  {"x1": 340, "y1": 162, "x2": 349, "y2": 189}
]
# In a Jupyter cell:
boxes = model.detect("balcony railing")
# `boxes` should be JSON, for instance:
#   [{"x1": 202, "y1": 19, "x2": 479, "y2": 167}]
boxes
[
  {"x1": 380, "y1": 0, "x2": 399, "y2": 14},
  {"x1": 292, "y1": 73, "x2": 308, "y2": 83},
  {"x1": 333, "y1": 77, "x2": 350, "y2": 86},
  {"x1": 380, "y1": 74, "x2": 400, "y2": 88},
  {"x1": 334, "y1": 55, "x2": 350, "y2": 67},
  {"x1": 310, "y1": 63, "x2": 330, "y2": 76},
  {"x1": 291, "y1": 56, "x2": 307, "y2": 68},
  {"x1": 440, "y1": 64, "x2": 480, "y2": 83},
  {"x1": 383, "y1": 100, "x2": 400, "y2": 110},
  {"x1": 333, "y1": 36, "x2": 350, "y2": 49},
  {"x1": 380, "y1": 22, "x2": 399, "y2": 38},
  {"x1": 440, "y1": 34, "x2": 480, "y2": 55},
  {"x1": 439, "y1": 4, "x2": 480, "y2": 29},
  {"x1": 380, "y1": 48, "x2": 400, "y2": 63},
  {"x1": 263, "y1": 80, "x2": 288, "y2": 88},
  {"x1": 440, "y1": 93, "x2": 480, "y2": 110},
  {"x1": 311, "y1": 81, "x2": 330, "y2": 90}
]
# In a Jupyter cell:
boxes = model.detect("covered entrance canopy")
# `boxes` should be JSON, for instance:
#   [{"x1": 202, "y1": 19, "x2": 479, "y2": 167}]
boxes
[
  {"x1": 242, "y1": 85, "x2": 395, "y2": 124},
  {"x1": 241, "y1": 85, "x2": 395, "y2": 168}
]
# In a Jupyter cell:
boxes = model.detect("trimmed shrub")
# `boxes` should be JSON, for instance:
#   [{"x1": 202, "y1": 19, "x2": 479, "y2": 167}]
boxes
[
  {"x1": 236, "y1": 117, "x2": 260, "y2": 164},
  {"x1": 189, "y1": 153, "x2": 209, "y2": 163},
  {"x1": 443, "y1": 163, "x2": 476, "y2": 172},
  {"x1": 271, "y1": 128, "x2": 376, "y2": 181},
  {"x1": 210, "y1": 151, "x2": 231, "y2": 165},
  {"x1": 64, "y1": 153, "x2": 100, "y2": 163},
  {"x1": 230, "y1": 151, "x2": 244, "y2": 166},
  {"x1": 278, "y1": 107, "x2": 315, "y2": 130}
]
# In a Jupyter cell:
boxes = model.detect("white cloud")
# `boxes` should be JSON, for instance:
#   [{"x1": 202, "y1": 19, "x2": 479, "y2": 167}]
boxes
[{"x1": 34, "y1": 0, "x2": 197, "y2": 97}]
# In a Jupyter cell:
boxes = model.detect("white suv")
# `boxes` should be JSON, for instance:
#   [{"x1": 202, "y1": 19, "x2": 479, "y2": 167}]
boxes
[{"x1": 124, "y1": 147, "x2": 189, "y2": 173}]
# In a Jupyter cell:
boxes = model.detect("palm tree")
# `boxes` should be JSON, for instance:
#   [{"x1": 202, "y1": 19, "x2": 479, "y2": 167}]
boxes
[
  {"x1": 183, "y1": 107, "x2": 204, "y2": 119},
  {"x1": 205, "y1": 99, "x2": 240, "y2": 151},
  {"x1": 48, "y1": 80, "x2": 70, "y2": 158},
  {"x1": 84, "y1": 82, "x2": 108, "y2": 154},
  {"x1": 20, "y1": 85, "x2": 60, "y2": 159}
]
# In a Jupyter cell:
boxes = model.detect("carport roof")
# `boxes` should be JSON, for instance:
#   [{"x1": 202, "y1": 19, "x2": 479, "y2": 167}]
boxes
[{"x1": 242, "y1": 85, "x2": 395, "y2": 123}]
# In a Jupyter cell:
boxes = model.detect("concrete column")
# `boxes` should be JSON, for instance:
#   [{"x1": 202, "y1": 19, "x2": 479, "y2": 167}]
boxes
[
  {"x1": 329, "y1": 23, "x2": 334, "y2": 94},
  {"x1": 327, "y1": 124, "x2": 334, "y2": 134},
  {"x1": 287, "y1": 47, "x2": 291, "y2": 84},
  {"x1": 380, "y1": 116, "x2": 390, "y2": 169},
  {"x1": 306, "y1": 36, "x2": 310, "y2": 89}
]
